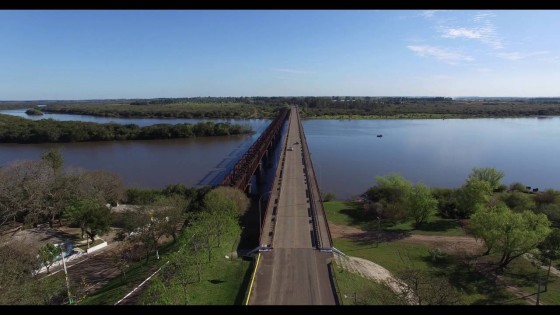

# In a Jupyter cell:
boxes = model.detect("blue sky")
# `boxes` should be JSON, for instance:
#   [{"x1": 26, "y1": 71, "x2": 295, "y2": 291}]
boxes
[{"x1": 1, "y1": 10, "x2": 559, "y2": 100}]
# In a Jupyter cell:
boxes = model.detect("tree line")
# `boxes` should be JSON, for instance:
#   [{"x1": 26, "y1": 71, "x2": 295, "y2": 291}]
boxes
[
  {"x1": 41, "y1": 102, "x2": 284, "y2": 119},
  {"x1": 0, "y1": 149, "x2": 249, "y2": 304},
  {"x1": 19, "y1": 96, "x2": 560, "y2": 119},
  {"x1": 361, "y1": 167, "x2": 560, "y2": 271},
  {"x1": 0, "y1": 114, "x2": 252, "y2": 143},
  {"x1": 139, "y1": 187, "x2": 249, "y2": 304}
]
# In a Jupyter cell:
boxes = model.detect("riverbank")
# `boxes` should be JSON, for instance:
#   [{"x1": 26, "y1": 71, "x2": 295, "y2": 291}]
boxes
[
  {"x1": 0, "y1": 114, "x2": 253, "y2": 143},
  {"x1": 40, "y1": 102, "x2": 282, "y2": 119}
]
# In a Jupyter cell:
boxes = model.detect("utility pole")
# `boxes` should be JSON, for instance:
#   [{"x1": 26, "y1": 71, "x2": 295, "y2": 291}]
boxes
[
  {"x1": 376, "y1": 216, "x2": 381, "y2": 247},
  {"x1": 60, "y1": 243, "x2": 73, "y2": 305},
  {"x1": 536, "y1": 275, "x2": 542, "y2": 305}
]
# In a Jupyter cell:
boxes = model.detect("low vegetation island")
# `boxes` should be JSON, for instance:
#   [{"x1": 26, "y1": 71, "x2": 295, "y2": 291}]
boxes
[
  {"x1": 0, "y1": 114, "x2": 252, "y2": 143},
  {"x1": 3, "y1": 96, "x2": 560, "y2": 120}
]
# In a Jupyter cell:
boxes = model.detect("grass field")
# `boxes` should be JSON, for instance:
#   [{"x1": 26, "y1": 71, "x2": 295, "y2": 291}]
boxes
[
  {"x1": 79, "y1": 241, "x2": 177, "y2": 305},
  {"x1": 152, "y1": 258, "x2": 252, "y2": 305},
  {"x1": 81, "y1": 236, "x2": 252, "y2": 305},
  {"x1": 325, "y1": 200, "x2": 528, "y2": 305},
  {"x1": 498, "y1": 256, "x2": 560, "y2": 305},
  {"x1": 324, "y1": 201, "x2": 466, "y2": 236},
  {"x1": 331, "y1": 261, "x2": 400, "y2": 305}
]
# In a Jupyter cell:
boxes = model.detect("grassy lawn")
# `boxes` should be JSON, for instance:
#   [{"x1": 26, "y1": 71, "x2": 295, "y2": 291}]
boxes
[
  {"x1": 80, "y1": 241, "x2": 178, "y2": 305},
  {"x1": 324, "y1": 201, "x2": 466, "y2": 236},
  {"x1": 331, "y1": 261, "x2": 400, "y2": 305},
  {"x1": 81, "y1": 233, "x2": 252, "y2": 305},
  {"x1": 386, "y1": 216, "x2": 466, "y2": 236},
  {"x1": 323, "y1": 201, "x2": 365, "y2": 227},
  {"x1": 327, "y1": 200, "x2": 524, "y2": 305},
  {"x1": 499, "y1": 257, "x2": 560, "y2": 305},
  {"x1": 178, "y1": 258, "x2": 251, "y2": 305},
  {"x1": 332, "y1": 238, "x2": 523, "y2": 305},
  {"x1": 333, "y1": 238, "x2": 433, "y2": 273}
]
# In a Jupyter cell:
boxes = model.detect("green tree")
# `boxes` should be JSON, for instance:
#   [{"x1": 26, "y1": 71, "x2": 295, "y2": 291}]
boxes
[
  {"x1": 203, "y1": 186, "x2": 249, "y2": 216},
  {"x1": 455, "y1": 178, "x2": 493, "y2": 218},
  {"x1": 371, "y1": 173, "x2": 412, "y2": 204},
  {"x1": 41, "y1": 148, "x2": 64, "y2": 172},
  {"x1": 537, "y1": 229, "x2": 560, "y2": 291},
  {"x1": 0, "y1": 244, "x2": 38, "y2": 296},
  {"x1": 471, "y1": 205, "x2": 551, "y2": 270},
  {"x1": 110, "y1": 241, "x2": 133, "y2": 282},
  {"x1": 123, "y1": 205, "x2": 173, "y2": 263},
  {"x1": 468, "y1": 167, "x2": 505, "y2": 191},
  {"x1": 535, "y1": 204, "x2": 560, "y2": 226},
  {"x1": 470, "y1": 205, "x2": 509, "y2": 255},
  {"x1": 64, "y1": 198, "x2": 111, "y2": 245},
  {"x1": 431, "y1": 188, "x2": 458, "y2": 219},
  {"x1": 152, "y1": 195, "x2": 188, "y2": 243},
  {"x1": 534, "y1": 189, "x2": 559, "y2": 207},
  {"x1": 390, "y1": 267, "x2": 460, "y2": 305},
  {"x1": 407, "y1": 184, "x2": 438, "y2": 226},
  {"x1": 501, "y1": 191, "x2": 535, "y2": 212},
  {"x1": 38, "y1": 243, "x2": 59, "y2": 274},
  {"x1": 366, "y1": 174, "x2": 412, "y2": 222},
  {"x1": 322, "y1": 192, "x2": 336, "y2": 202},
  {"x1": 509, "y1": 182, "x2": 527, "y2": 192},
  {"x1": 202, "y1": 187, "x2": 247, "y2": 247}
]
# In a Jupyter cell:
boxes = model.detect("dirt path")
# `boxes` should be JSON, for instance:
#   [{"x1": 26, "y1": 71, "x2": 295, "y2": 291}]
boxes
[
  {"x1": 329, "y1": 222, "x2": 484, "y2": 255},
  {"x1": 400, "y1": 234, "x2": 484, "y2": 256},
  {"x1": 524, "y1": 253, "x2": 560, "y2": 278}
]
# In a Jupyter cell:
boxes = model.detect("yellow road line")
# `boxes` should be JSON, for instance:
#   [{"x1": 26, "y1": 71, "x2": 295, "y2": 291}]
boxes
[{"x1": 245, "y1": 252, "x2": 262, "y2": 305}]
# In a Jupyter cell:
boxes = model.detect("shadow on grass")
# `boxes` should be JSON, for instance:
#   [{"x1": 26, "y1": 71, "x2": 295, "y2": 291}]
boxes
[
  {"x1": 338, "y1": 202, "x2": 371, "y2": 227},
  {"x1": 422, "y1": 254, "x2": 515, "y2": 305},
  {"x1": 343, "y1": 230, "x2": 410, "y2": 249},
  {"x1": 33, "y1": 227, "x2": 80, "y2": 243},
  {"x1": 82, "y1": 241, "x2": 178, "y2": 305},
  {"x1": 236, "y1": 197, "x2": 261, "y2": 252},
  {"x1": 209, "y1": 279, "x2": 226, "y2": 284},
  {"x1": 234, "y1": 258, "x2": 254, "y2": 305},
  {"x1": 416, "y1": 219, "x2": 461, "y2": 233},
  {"x1": 502, "y1": 270, "x2": 539, "y2": 288}
]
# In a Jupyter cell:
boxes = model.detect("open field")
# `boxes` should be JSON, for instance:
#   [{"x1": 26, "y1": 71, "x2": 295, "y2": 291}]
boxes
[{"x1": 324, "y1": 201, "x2": 560, "y2": 305}]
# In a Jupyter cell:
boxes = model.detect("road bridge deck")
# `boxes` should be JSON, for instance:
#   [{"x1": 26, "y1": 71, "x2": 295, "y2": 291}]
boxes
[{"x1": 249, "y1": 107, "x2": 336, "y2": 305}]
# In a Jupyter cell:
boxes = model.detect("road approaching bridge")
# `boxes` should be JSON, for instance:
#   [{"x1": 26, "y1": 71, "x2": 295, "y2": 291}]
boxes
[{"x1": 248, "y1": 107, "x2": 336, "y2": 305}]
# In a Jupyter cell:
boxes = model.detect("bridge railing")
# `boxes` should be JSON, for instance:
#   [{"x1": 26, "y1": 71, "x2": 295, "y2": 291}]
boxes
[
  {"x1": 259, "y1": 109, "x2": 291, "y2": 246},
  {"x1": 296, "y1": 108, "x2": 333, "y2": 248},
  {"x1": 220, "y1": 108, "x2": 289, "y2": 191}
]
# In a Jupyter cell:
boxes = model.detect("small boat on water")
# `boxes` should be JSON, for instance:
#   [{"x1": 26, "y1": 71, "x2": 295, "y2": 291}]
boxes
[{"x1": 377, "y1": 134, "x2": 383, "y2": 138}]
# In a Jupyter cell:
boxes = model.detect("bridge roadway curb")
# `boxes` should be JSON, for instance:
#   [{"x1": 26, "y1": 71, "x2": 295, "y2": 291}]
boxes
[
  {"x1": 244, "y1": 253, "x2": 262, "y2": 305},
  {"x1": 259, "y1": 108, "x2": 292, "y2": 247}
]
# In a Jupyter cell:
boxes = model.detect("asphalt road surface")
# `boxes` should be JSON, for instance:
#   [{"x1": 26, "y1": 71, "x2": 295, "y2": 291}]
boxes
[{"x1": 249, "y1": 107, "x2": 336, "y2": 305}]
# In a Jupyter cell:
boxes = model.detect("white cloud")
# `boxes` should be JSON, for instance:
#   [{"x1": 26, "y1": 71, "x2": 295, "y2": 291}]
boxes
[
  {"x1": 438, "y1": 11, "x2": 502, "y2": 49},
  {"x1": 407, "y1": 45, "x2": 474, "y2": 64},
  {"x1": 422, "y1": 10, "x2": 438, "y2": 19},
  {"x1": 271, "y1": 68, "x2": 313, "y2": 74},
  {"x1": 496, "y1": 51, "x2": 549, "y2": 61},
  {"x1": 473, "y1": 12, "x2": 495, "y2": 22},
  {"x1": 443, "y1": 28, "x2": 483, "y2": 39}
]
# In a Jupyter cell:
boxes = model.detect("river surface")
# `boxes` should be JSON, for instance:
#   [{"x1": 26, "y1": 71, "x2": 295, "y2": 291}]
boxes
[
  {"x1": 1, "y1": 109, "x2": 559, "y2": 199},
  {"x1": 0, "y1": 109, "x2": 271, "y2": 188}
]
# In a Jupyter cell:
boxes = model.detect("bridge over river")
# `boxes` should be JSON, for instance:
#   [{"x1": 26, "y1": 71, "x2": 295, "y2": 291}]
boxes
[{"x1": 223, "y1": 107, "x2": 338, "y2": 305}]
